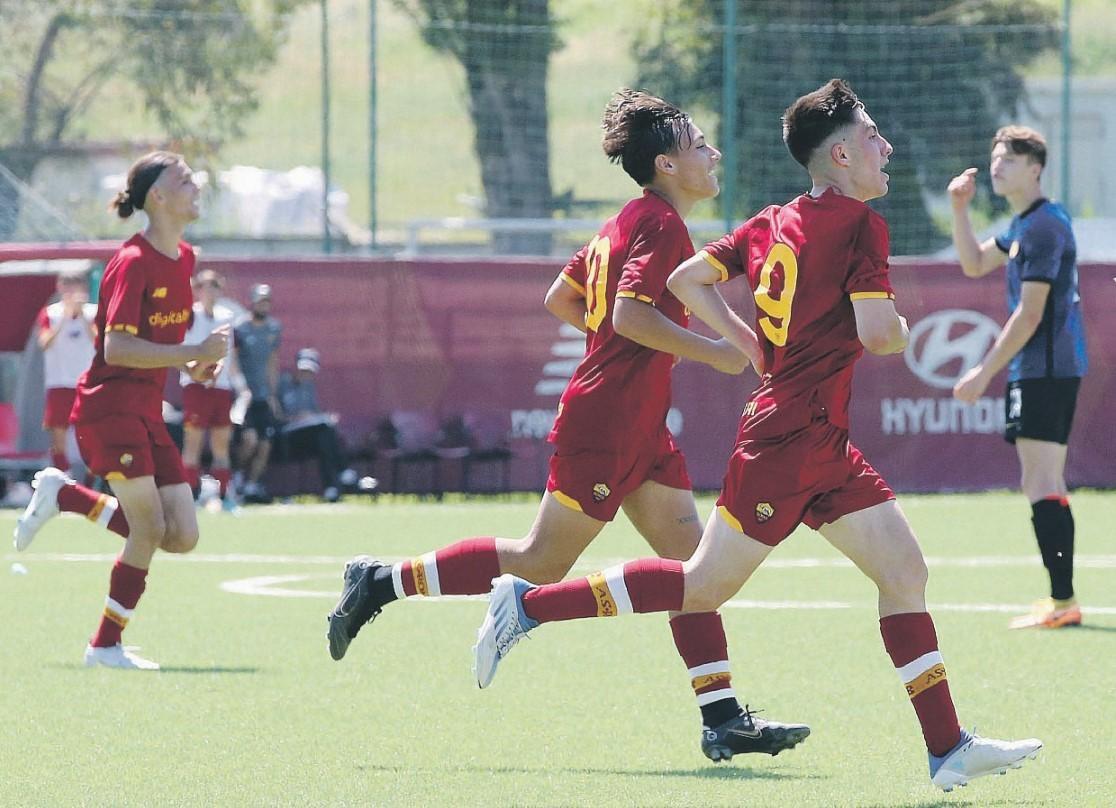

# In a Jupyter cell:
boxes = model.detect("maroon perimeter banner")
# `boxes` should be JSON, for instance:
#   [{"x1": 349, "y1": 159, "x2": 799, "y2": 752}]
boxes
[{"x1": 5, "y1": 256, "x2": 1110, "y2": 492}]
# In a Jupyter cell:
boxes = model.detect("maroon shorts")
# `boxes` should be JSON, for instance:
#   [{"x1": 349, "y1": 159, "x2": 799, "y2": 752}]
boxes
[
  {"x1": 716, "y1": 419, "x2": 894, "y2": 546},
  {"x1": 43, "y1": 387, "x2": 77, "y2": 429},
  {"x1": 547, "y1": 427, "x2": 691, "y2": 521},
  {"x1": 76, "y1": 413, "x2": 187, "y2": 487},
  {"x1": 182, "y1": 384, "x2": 234, "y2": 429}
]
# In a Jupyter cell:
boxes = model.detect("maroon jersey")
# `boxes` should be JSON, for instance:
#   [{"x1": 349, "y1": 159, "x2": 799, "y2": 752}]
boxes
[
  {"x1": 699, "y1": 189, "x2": 893, "y2": 439},
  {"x1": 72, "y1": 234, "x2": 195, "y2": 424},
  {"x1": 549, "y1": 191, "x2": 694, "y2": 451}
]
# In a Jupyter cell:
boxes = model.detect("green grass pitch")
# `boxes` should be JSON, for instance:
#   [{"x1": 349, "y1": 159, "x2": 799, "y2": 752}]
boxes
[{"x1": 2, "y1": 491, "x2": 1113, "y2": 806}]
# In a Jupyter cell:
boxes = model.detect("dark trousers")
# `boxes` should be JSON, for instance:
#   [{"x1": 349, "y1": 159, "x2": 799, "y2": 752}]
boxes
[{"x1": 279, "y1": 424, "x2": 344, "y2": 490}]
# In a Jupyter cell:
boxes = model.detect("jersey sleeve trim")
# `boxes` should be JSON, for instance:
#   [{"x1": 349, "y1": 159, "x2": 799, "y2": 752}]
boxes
[
  {"x1": 1020, "y1": 276, "x2": 1054, "y2": 285},
  {"x1": 849, "y1": 291, "x2": 895, "y2": 301},
  {"x1": 717, "y1": 505, "x2": 745, "y2": 534},
  {"x1": 550, "y1": 489, "x2": 584, "y2": 513},
  {"x1": 560, "y1": 273, "x2": 586, "y2": 296},
  {"x1": 994, "y1": 236, "x2": 1011, "y2": 254},
  {"x1": 107, "y1": 324, "x2": 139, "y2": 335},
  {"x1": 616, "y1": 290, "x2": 656, "y2": 305},
  {"x1": 697, "y1": 249, "x2": 729, "y2": 282}
]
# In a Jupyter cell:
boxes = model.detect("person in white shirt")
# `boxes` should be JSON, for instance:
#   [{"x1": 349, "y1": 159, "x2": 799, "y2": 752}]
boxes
[
  {"x1": 36, "y1": 272, "x2": 98, "y2": 472},
  {"x1": 179, "y1": 269, "x2": 241, "y2": 505}
]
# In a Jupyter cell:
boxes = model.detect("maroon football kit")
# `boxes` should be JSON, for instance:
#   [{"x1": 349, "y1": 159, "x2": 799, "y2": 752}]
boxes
[
  {"x1": 546, "y1": 191, "x2": 695, "y2": 520},
  {"x1": 699, "y1": 188, "x2": 897, "y2": 544},
  {"x1": 72, "y1": 234, "x2": 195, "y2": 485}
]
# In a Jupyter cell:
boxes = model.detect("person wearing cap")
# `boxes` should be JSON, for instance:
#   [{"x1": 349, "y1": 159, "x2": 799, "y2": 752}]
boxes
[
  {"x1": 233, "y1": 282, "x2": 282, "y2": 504},
  {"x1": 277, "y1": 348, "x2": 348, "y2": 503}
]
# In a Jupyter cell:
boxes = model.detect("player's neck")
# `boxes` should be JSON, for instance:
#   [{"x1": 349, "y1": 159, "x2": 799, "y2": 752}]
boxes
[
  {"x1": 1005, "y1": 185, "x2": 1044, "y2": 215},
  {"x1": 807, "y1": 176, "x2": 868, "y2": 202},
  {"x1": 645, "y1": 184, "x2": 693, "y2": 218},
  {"x1": 143, "y1": 220, "x2": 185, "y2": 259}
]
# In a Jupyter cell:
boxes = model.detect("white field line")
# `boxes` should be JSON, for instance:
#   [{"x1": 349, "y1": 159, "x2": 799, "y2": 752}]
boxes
[
  {"x1": 216, "y1": 572, "x2": 1116, "y2": 615},
  {"x1": 9, "y1": 552, "x2": 1116, "y2": 569}
]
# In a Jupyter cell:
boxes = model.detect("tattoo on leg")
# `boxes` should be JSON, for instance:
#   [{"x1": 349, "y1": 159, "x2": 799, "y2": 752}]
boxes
[{"x1": 677, "y1": 514, "x2": 699, "y2": 525}]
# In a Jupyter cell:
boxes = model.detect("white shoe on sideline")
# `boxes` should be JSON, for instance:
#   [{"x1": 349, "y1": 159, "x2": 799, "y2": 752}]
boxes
[
  {"x1": 929, "y1": 729, "x2": 1042, "y2": 791},
  {"x1": 13, "y1": 467, "x2": 72, "y2": 551},
  {"x1": 83, "y1": 644, "x2": 161, "y2": 671}
]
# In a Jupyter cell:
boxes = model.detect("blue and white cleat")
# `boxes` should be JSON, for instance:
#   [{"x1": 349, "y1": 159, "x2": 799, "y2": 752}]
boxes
[
  {"x1": 13, "y1": 467, "x2": 72, "y2": 551},
  {"x1": 473, "y1": 574, "x2": 538, "y2": 689},
  {"x1": 929, "y1": 729, "x2": 1043, "y2": 792}
]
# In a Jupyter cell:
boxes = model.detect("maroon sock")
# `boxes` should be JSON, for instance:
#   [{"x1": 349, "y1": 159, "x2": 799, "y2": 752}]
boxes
[
  {"x1": 880, "y1": 612, "x2": 962, "y2": 756},
  {"x1": 670, "y1": 612, "x2": 741, "y2": 722},
  {"x1": 522, "y1": 558, "x2": 684, "y2": 624},
  {"x1": 51, "y1": 451, "x2": 69, "y2": 472},
  {"x1": 395, "y1": 538, "x2": 500, "y2": 596},
  {"x1": 212, "y1": 467, "x2": 231, "y2": 498},
  {"x1": 57, "y1": 483, "x2": 130, "y2": 539},
  {"x1": 90, "y1": 559, "x2": 148, "y2": 648},
  {"x1": 185, "y1": 466, "x2": 200, "y2": 497}
]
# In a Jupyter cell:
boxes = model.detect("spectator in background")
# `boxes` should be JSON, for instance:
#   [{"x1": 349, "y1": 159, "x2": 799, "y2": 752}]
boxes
[
  {"x1": 277, "y1": 348, "x2": 347, "y2": 503},
  {"x1": 179, "y1": 269, "x2": 241, "y2": 510},
  {"x1": 234, "y1": 283, "x2": 281, "y2": 504},
  {"x1": 36, "y1": 272, "x2": 98, "y2": 474}
]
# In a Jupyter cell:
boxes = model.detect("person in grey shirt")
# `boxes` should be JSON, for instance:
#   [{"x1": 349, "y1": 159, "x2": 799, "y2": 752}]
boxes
[
  {"x1": 277, "y1": 347, "x2": 348, "y2": 502},
  {"x1": 234, "y1": 283, "x2": 282, "y2": 503}
]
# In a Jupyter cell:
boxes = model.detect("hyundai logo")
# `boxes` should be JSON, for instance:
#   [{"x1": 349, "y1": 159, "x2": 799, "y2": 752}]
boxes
[{"x1": 903, "y1": 309, "x2": 1000, "y2": 389}]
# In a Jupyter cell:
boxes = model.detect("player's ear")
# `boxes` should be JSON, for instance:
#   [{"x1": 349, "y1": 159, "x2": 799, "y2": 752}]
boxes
[
  {"x1": 830, "y1": 141, "x2": 849, "y2": 168},
  {"x1": 654, "y1": 153, "x2": 675, "y2": 175}
]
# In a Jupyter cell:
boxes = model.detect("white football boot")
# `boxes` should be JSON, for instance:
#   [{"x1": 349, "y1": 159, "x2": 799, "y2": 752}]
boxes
[
  {"x1": 83, "y1": 644, "x2": 161, "y2": 671},
  {"x1": 473, "y1": 574, "x2": 538, "y2": 688},
  {"x1": 13, "y1": 467, "x2": 72, "y2": 551},
  {"x1": 929, "y1": 729, "x2": 1043, "y2": 791}
]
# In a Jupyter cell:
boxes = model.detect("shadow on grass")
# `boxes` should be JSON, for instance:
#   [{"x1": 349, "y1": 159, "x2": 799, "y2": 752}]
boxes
[
  {"x1": 356, "y1": 763, "x2": 816, "y2": 782},
  {"x1": 48, "y1": 664, "x2": 261, "y2": 674},
  {"x1": 1071, "y1": 624, "x2": 1116, "y2": 634},
  {"x1": 860, "y1": 797, "x2": 1041, "y2": 808}
]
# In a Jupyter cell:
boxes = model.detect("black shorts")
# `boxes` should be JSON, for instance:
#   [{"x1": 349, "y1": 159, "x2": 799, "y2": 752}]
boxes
[
  {"x1": 1004, "y1": 378, "x2": 1080, "y2": 445},
  {"x1": 244, "y1": 399, "x2": 278, "y2": 441}
]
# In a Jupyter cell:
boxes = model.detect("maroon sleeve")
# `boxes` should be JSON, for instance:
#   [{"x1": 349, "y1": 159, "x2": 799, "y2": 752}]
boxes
[
  {"x1": 559, "y1": 244, "x2": 589, "y2": 294},
  {"x1": 615, "y1": 213, "x2": 689, "y2": 304},
  {"x1": 698, "y1": 222, "x2": 749, "y2": 282},
  {"x1": 36, "y1": 307, "x2": 51, "y2": 332},
  {"x1": 102, "y1": 249, "x2": 147, "y2": 335},
  {"x1": 844, "y1": 211, "x2": 894, "y2": 299}
]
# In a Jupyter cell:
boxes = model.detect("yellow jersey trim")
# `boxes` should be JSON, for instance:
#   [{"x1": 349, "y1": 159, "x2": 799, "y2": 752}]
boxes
[
  {"x1": 849, "y1": 291, "x2": 895, "y2": 301},
  {"x1": 717, "y1": 505, "x2": 744, "y2": 533},
  {"x1": 559, "y1": 273, "x2": 586, "y2": 296},
  {"x1": 616, "y1": 291, "x2": 655, "y2": 305},
  {"x1": 551, "y1": 489, "x2": 584, "y2": 513},
  {"x1": 698, "y1": 250, "x2": 729, "y2": 282},
  {"x1": 107, "y1": 324, "x2": 139, "y2": 335},
  {"x1": 104, "y1": 471, "x2": 127, "y2": 481}
]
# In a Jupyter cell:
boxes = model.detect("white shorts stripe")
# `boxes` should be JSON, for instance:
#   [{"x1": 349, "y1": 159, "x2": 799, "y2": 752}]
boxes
[
  {"x1": 420, "y1": 551, "x2": 440, "y2": 597},
  {"x1": 696, "y1": 687, "x2": 736, "y2": 707},
  {"x1": 390, "y1": 563, "x2": 405, "y2": 600},
  {"x1": 105, "y1": 596, "x2": 133, "y2": 620},
  {"x1": 602, "y1": 564, "x2": 633, "y2": 615},
  {"x1": 688, "y1": 660, "x2": 731, "y2": 679},
  {"x1": 96, "y1": 498, "x2": 118, "y2": 529},
  {"x1": 897, "y1": 650, "x2": 944, "y2": 682}
]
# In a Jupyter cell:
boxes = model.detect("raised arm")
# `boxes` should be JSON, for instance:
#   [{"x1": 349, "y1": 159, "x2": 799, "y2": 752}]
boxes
[{"x1": 948, "y1": 168, "x2": 1008, "y2": 278}]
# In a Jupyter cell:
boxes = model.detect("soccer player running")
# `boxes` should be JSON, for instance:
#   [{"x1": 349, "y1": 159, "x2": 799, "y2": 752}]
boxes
[
  {"x1": 13, "y1": 151, "x2": 228, "y2": 670},
  {"x1": 35, "y1": 272, "x2": 98, "y2": 474},
  {"x1": 328, "y1": 88, "x2": 810, "y2": 761},
  {"x1": 948, "y1": 127, "x2": 1088, "y2": 630},
  {"x1": 474, "y1": 80, "x2": 1042, "y2": 791}
]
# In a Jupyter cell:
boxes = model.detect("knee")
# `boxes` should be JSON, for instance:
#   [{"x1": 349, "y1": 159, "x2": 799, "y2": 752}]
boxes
[
  {"x1": 162, "y1": 524, "x2": 200, "y2": 554},
  {"x1": 875, "y1": 556, "x2": 929, "y2": 601}
]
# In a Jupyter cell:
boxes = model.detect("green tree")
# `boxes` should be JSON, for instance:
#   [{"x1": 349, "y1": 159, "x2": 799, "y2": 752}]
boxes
[
  {"x1": 392, "y1": 0, "x2": 558, "y2": 254},
  {"x1": 634, "y1": 0, "x2": 1059, "y2": 254},
  {"x1": 0, "y1": 0, "x2": 309, "y2": 239}
]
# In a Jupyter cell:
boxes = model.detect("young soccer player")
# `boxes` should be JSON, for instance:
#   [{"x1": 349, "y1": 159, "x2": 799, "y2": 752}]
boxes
[
  {"x1": 180, "y1": 268, "x2": 240, "y2": 509},
  {"x1": 948, "y1": 127, "x2": 1088, "y2": 629},
  {"x1": 474, "y1": 80, "x2": 1043, "y2": 791},
  {"x1": 13, "y1": 151, "x2": 228, "y2": 670},
  {"x1": 35, "y1": 272, "x2": 98, "y2": 473},
  {"x1": 327, "y1": 89, "x2": 809, "y2": 761}
]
